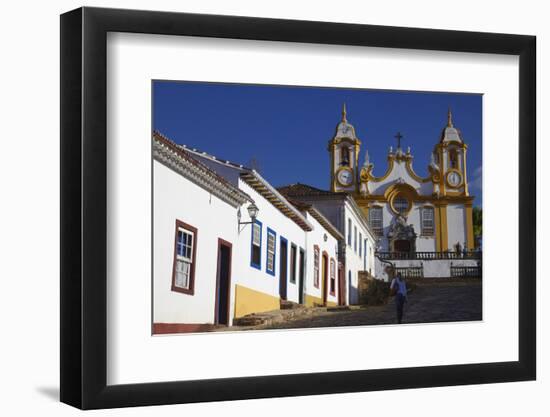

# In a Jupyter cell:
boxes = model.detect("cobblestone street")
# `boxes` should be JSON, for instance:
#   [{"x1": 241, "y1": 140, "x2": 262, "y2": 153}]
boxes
[{"x1": 261, "y1": 281, "x2": 482, "y2": 330}]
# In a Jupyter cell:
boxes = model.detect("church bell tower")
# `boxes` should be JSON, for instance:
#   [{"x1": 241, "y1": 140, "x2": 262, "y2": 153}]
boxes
[
  {"x1": 328, "y1": 104, "x2": 362, "y2": 192},
  {"x1": 432, "y1": 108, "x2": 470, "y2": 197}
]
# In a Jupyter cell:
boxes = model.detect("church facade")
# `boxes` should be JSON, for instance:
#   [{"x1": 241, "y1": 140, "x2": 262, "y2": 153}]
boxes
[{"x1": 328, "y1": 104, "x2": 476, "y2": 259}]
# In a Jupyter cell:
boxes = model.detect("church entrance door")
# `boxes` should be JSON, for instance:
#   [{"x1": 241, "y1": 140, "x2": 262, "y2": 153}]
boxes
[{"x1": 394, "y1": 239, "x2": 411, "y2": 253}]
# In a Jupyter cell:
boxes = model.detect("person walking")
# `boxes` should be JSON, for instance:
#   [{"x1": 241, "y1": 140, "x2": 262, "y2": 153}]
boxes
[{"x1": 390, "y1": 272, "x2": 408, "y2": 324}]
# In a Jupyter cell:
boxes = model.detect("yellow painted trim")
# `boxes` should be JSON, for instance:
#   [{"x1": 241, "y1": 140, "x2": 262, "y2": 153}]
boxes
[
  {"x1": 234, "y1": 284, "x2": 280, "y2": 318},
  {"x1": 331, "y1": 137, "x2": 361, "y2": 146},
  {"x1": 305, "y1": 294, "x2": 324, "y2": 307},
  {"x1": 439, "y1": 204, "x2": 449, "y2": 251},
  {"x1": 434, "y1": 204, "x2": 441, "y2": 252},
  {"x1": 330, "y1": 143, "x2": 335, "y2": 192},
  {"x1": 381, "y1": 183, "x2": 419, "y2": 216},
  {"x1": 465, "y1": 204, "x2": 474, "y2": 250},
  {"x1": 304, "y1": 295, "x2": 337, "y2": 307},
  {"x1": 445, "y1": 190, "x2": 465, "y2": 197},
  {"x1": 361, "y1": 205, "x2": 369, "y2": 221},
  {"x1": 366, "y1": 157, "x2": 394, "y2": 182},
  {"x1": 353, "y1": 194, "x2": 474, "y2": 205},
  {"x1": 463, "y1": 147, "x2": 469, "y2": 196},
  {"x1": 439, "y1": 146, "x2": 446, "y2": 196},
  {"x1": 405, "y1": 160, "x2": 432, "y2": 183}
]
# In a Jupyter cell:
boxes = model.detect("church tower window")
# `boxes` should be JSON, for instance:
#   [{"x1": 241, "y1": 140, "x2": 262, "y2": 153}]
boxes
[
  {"x1": 340, "y1": 146, "x2": 350, "y2": 166},
  {"x1": 449, "y1": 149, "x2": 459, "y2": 169}
]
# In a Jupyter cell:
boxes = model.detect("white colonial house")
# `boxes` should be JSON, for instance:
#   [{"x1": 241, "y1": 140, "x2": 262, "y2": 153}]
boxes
[
  {"x1": 153, "y1": 132, "x2": 350, "y2": 333},
  {"x1": 153, "y1": 132, "x2": 252, "y2": 333},
  {"x1": 288, "y1": 199, "x2": 344, "y2": 307},
  {"x1": 278, "y1": 184, "x2": 377, "y2": 305}
]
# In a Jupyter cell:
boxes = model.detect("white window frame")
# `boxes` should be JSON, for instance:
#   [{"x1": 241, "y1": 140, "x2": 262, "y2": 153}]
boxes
[
  {"x1": 314, "y1": 245, "x2": 320, "y2": 288},
  {"x1": 421, "y1": 206, "x2": 435, "y2": 236},
  {"x1": 369, "y1": 206, "x2": 383, "y2": 236},
  {"x1": 266, "y1": 229, "x2": 276, "y2": 275}
]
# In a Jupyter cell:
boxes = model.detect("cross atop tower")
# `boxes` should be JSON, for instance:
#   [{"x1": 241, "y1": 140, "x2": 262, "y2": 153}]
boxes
[
  {"x1": 447, "y1": 107, "x2": 453, "y2": 127},
  {"x1": 394, "y1": 132, "x2": 404, "y2": 149}
]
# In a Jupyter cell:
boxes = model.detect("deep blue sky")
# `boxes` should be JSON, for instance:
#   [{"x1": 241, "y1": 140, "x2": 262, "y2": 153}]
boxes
[{"x1": 153, "y1": 81, "x2": 482, "y2": 207}]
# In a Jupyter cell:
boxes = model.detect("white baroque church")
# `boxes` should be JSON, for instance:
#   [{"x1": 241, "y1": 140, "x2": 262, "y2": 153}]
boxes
[{"x1": 327, "y1": 104, "x2": 479, "y2": 279}]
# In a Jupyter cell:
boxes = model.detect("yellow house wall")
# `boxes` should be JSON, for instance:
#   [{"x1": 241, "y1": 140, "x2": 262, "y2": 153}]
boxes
[
  {"x1": 305, "y1": 294, "x2": 337, "y2": 307},
  {"x1": 234, "y1": 284, "x2": 280, "y2": 318}
]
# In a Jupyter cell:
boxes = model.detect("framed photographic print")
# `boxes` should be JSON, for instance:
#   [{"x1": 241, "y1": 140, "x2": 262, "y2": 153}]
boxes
[{"x1": 60, "y1": 6, "x2": 536, "y2": 410}]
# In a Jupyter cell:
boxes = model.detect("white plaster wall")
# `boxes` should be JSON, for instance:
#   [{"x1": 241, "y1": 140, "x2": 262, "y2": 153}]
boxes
[
  {"x1": 364, "y1": 238, "x2": 376, "y2": 276},
  {"x1": 447, "y1": 203, "x2": 467, "y2": 250},
  {"x1": 410, "y1": 204, "x2": 437, "y2": 252},
  {"x1": 153, "y1": 161, "x2": 238, "y2": 324},
  {"x1": 375, "y1": 258, "x2": 479, "y2": 280},
  {"x1": 376, "y1": 203, "x2": 396, "y2": 251},
  {"x1": 419, "y1": 180, "x2": 435, "y2": 195},
  {"x1": 344, "y1": 201, "x2": 375, "y2": 304},
  {"x1": 368, "y1": 159, "x2": 422, "y2": 195},
  {"x1": 230, "y1": 179, "x2": 307, "y2": 313},
  {"x1": 305, "y1": 199, "x2": 345, "y2": 232},
  {"x1": 155, "y1": 163, "x2": 350, "y2": 326},
  {"x1": 303, "y1": 213, "x2": 339, "y2": 305},
  {"x1": 393, "y1": 258, "x2": 479, "y2": 278}
]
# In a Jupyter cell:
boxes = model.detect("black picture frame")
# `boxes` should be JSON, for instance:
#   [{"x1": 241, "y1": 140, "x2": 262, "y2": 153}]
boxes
[{"x1": 60, "y1": 6, "x2": 536, "y2": 410}]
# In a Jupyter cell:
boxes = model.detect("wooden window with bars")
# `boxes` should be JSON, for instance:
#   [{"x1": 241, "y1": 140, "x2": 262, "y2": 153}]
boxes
[
  {"x1": 171, "y1": 220, "x2": 197, "y2": 295},
  {"x1": 251, "y1": 220, "x2": 262, "y2": 269},
  {"x1": 266, "y1": 228, "x2": 276, "y2": 275},
  {"x1": 330, "y1": 258, "x2": 336, "y2": 295},
  {"x1": 313, "y1": 245, "x2": 320, "y2": 288}
]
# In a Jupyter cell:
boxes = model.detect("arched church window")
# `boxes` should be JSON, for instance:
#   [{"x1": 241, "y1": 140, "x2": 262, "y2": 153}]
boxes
[
  {"x1": 392, "y1": 194, "x2": 410, "y2": 215},
  {"x1": 340, "y1": 146, "x2": 350, "y2": 166}
]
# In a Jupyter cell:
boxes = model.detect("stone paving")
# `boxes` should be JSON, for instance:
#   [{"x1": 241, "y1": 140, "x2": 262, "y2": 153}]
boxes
[{"x1": 259, "y1": 281, "x2": 482, "y2": 330}]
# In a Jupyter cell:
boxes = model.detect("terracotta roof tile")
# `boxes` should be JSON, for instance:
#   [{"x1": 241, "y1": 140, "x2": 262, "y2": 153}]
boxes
[{"x1": 277, "y1": 183, "x2": 346, "y2": 198}]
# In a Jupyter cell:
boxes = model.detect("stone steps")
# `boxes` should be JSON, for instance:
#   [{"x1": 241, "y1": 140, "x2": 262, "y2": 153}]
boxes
[
  {"x1": 280, "y1": 299, "x2": 301, "y2": 310},
  {"x1": 233, "y1": 304, "x2": 340, "y2": 327}
]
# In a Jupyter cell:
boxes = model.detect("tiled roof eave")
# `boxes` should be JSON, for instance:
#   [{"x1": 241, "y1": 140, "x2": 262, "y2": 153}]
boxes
[
  {"x1": 307, "y1": 207, "x2": 344, "y2": 241},
  {"x1": 153, "y1": 140, "x2": 252, "y2": 208},
  {"x1": 240, "y1": 172, "x2": 314, "y2": 232}
]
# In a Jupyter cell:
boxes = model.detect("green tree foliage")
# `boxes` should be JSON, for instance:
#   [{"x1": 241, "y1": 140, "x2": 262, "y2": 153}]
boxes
[{"x1": 472, "y1": 206, "x2": 482, "y2": 241}]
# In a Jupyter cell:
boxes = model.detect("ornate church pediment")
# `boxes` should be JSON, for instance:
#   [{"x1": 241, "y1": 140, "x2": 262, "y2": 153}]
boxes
[
  {"x1": 387, "y1": 214, "x2": 417, "y2": 241},
  {"x1": 387, "y1": 214, "x2": 417, "y2": 254}
]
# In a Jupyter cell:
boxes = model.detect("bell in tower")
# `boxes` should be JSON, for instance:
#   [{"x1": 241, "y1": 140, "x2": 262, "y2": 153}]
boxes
[{"x1": 328, "y1": 104, "x2": 362, "y2": 192}]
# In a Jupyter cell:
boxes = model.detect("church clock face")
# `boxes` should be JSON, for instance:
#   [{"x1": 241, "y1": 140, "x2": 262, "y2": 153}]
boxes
[
  {"x1": 337, "y1": 168, "x2": 354, "y2": 187},
  {"x1": 446, "y1": 170, "x2": 462, "y2": 188}
]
